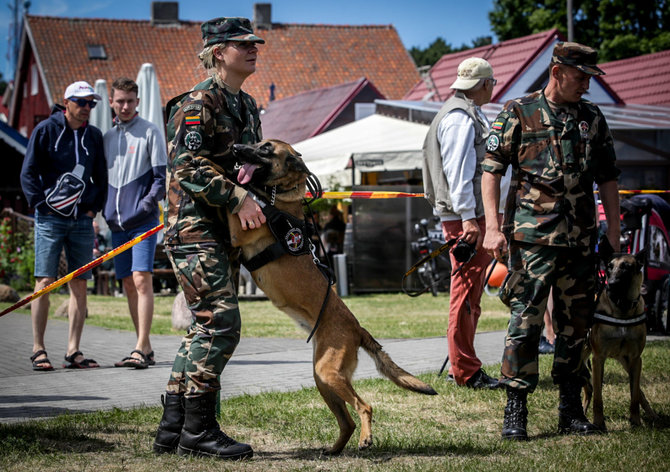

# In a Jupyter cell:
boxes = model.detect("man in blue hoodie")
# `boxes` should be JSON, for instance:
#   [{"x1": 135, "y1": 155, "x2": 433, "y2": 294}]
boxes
[
  {"x1": 104, "y1": 77, "x2": 167, "y2": 369},
  {"x1": 20, "y1": 80, "x2": 107, "y2": 371}
]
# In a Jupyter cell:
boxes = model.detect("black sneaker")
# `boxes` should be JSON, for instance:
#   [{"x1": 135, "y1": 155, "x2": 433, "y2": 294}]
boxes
[{"x1": 466, "y1": 369, "x2": 502, "y2": 390}]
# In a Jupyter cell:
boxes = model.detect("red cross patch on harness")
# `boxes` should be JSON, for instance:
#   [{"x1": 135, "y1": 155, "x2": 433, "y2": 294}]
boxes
[{"x1": 285, "y1": 228, "x2": 304, "y2": 252}]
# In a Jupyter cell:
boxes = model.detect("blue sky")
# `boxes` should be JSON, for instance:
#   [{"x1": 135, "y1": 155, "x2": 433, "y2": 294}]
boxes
[{"x1": 1, "y1": 0, "x2": 496, "y2": 80}]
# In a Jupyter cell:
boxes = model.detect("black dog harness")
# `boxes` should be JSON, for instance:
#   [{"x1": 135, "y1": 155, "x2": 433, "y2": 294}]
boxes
[
  {"x1": 242, "y1": 192, "x2": 312, "y2": 271},
  {"x1": 240, "y1": 177, "x2": 335, "y2": 344}
]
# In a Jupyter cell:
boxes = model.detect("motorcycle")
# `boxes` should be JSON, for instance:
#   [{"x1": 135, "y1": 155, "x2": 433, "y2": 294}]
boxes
[{"x1": 408, "y1": 218, "x2": 452, "y2": 296}]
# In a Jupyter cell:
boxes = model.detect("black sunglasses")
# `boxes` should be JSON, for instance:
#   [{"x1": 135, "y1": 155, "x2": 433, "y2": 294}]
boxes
[{"x1": 71, "y1": 98, "x2": 97, "y2": 108}]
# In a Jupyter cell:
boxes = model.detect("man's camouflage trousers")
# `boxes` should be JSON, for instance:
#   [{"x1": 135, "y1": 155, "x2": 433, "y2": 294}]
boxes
[
  {"x1": 499, "y1": 242, "x2": 597, "y2": 391},
  {"x1": 164, "y1": 242, "x2": 242, "y2": 396}
]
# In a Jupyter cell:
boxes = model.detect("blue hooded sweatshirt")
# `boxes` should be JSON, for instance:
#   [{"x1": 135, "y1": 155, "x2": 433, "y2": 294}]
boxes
[{"x1": 20, "y1": 104, "x2": 107, "y2": 217}]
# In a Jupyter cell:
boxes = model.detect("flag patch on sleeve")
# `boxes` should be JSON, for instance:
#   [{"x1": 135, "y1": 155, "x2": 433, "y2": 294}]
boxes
[
  {"x1": 185, "y1": 116, "x2": 201, "y2": 126},
  {"x1": 492, "y1": 121, "x2": 504, "y2": 131}
]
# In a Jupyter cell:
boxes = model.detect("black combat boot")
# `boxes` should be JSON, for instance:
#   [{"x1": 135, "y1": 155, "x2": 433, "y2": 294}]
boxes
[
  {"x1": 558, "y1": 380, "x2": 599, "y2": 435},
  {"x1": 502, "y1": 387, "x2": 528, "y2": 441},
  {"x1": 178, "y1": 391, "x2": 253, "y2": 460},
  {"x1": 153, "y1": 393, "x2": 185, "y2": 454}
]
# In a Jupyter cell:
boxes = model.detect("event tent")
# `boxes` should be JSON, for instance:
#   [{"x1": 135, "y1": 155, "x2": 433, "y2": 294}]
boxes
[{"x1": 293, "y1": 113, "x2": 429, "y2": 187}]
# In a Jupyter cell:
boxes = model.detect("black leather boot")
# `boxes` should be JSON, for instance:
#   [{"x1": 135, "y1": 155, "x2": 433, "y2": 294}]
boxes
[
  {"x1": 153, "y1": 393, "x2": 185, "y2": 454},
  {"x1": 178, "y1": 391, "x2": 253, "y2": 460},
  {"x1": 502, "y1": 387, "x2": 528, "y2": 441},
  {"x1": 558, "y1": 380, "x2": 599, "y2": 435}
]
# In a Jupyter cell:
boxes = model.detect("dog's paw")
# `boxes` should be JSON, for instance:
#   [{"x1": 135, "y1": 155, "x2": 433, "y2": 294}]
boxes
[{"x1": 358, "y1": 435, "x2": 373, "y2": 450}]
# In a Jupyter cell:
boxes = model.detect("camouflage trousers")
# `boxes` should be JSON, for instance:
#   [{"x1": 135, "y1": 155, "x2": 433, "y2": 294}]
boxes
[
  {"x1": 164, "y1": 242, "x2": 242, "y2": 396},
  {"x1": 499, "y1": 242, "x2": 597, "y2": 392}
]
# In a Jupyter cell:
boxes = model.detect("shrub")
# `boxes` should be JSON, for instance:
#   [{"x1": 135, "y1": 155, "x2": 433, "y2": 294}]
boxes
[{"x1": 0, "y1": 216, "x2": 34, "y2": 291}]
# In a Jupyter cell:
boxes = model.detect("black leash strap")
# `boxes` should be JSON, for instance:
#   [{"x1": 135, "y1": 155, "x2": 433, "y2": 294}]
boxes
[
  {"x1": 401, "y1": 238, "x2": 457, "y2": 297},
  {"x1": 300, "y1": 172, "x2": 336, "y2": 343}
]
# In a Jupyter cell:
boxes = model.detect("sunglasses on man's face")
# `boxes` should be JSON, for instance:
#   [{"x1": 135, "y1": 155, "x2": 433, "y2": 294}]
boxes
[{"x1": 71, "y1": 98, "x2": 97, "y2": 108}]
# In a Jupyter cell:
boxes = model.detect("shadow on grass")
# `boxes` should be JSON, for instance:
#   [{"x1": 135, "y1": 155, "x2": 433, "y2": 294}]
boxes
[
  {"x1": 0, "y1": 422, "x2": 115, "y2": 455},
  {"x1": 256, "y1": 441, "x2": 500, "y2": 462}
]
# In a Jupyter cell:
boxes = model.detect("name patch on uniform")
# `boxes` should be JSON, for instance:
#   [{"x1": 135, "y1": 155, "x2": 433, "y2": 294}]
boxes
[
  {"x1": 185, "y1": 116, "x2": 201, "y2": 126},
  {"x1": 486, "y1": 135, "x2": 500, "y2": 152},
  {"x1": 182, "y1": 104, "x2": 202, "y2": 113},
  {"x1": 184, "y1": 131, "x2": 202, "y2": 151},
  {"x1": 492, "y1": 121, "x2": 504, "y2": 131}
]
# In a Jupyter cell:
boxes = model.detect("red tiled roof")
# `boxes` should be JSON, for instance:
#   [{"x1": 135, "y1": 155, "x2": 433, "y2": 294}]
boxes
[
  {"x1": 261, "y1": 77, "x2": 384, "y2": 143},
  {"x1": 600, "y1": 50, "x2": 670, "y2": 105},
  {"x1": 25, "y1": 15, "x2": 418, "y2": 110},
  {"x1": 404, "y1": 29, "x2": 561, "y2": 102}
]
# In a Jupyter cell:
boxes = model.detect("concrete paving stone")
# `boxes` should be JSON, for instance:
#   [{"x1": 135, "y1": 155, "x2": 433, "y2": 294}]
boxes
[{"x1": 0, "y1": 309, "x2": 513, "y2": 424}]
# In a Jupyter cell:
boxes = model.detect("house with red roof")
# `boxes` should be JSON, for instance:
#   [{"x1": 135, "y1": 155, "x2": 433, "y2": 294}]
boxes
[
  {"x1": 261, "y1": 77, "x2": 384, "y2": 144},
  {"x1": 8, "y1": 2, "x2": 419, "y2": 137},
  {"x1": 405, "y1": 28, "x2": 620, "y2": 105},
  {"x1": 599, "y1": 50, "x2": 670, "y2": 106}
]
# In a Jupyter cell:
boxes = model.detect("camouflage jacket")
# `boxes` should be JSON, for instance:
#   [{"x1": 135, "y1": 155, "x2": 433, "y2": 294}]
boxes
[
  {"x1": 481, "y1": 89, "x2": 619, "y2": 247},
  {"x1": 164, "y1": 75, "x2": 262, "y2": 245}
]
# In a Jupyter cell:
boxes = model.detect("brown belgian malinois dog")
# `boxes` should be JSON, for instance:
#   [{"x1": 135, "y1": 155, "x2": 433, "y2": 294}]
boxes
[
  {"x1": 583, "y1": 251, "x2": 659, "y2": 430},
  {"x1": 227, "y1": 139, "x2": 437, "y2": 454}
]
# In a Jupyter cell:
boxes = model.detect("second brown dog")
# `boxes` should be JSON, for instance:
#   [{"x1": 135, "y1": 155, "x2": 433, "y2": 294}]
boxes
[{"x1": 583, "y1": 251, "x2": 659, "y2": 430}]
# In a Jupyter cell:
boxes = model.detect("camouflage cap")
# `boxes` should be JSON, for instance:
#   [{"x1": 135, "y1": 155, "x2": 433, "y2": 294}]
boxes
[
  {"x1": 201, "y1": 17, "x2": 265, "y2": 47},
  {"x1": 551, "y1": 41, "x2": 605, "y2": 75}
]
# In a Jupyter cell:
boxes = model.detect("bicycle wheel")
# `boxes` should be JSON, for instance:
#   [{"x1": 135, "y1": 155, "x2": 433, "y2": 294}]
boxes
[{"x1": 418, "y1": 265, "x2": 439, "y2": 297}]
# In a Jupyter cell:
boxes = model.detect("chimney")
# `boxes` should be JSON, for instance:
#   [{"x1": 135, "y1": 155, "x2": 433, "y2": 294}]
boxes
[
  {"x1": 254, "y1": 3, "x2": 272, "y2": 30},
  {"x1": 151, "y1": 1, "x2": 179, "y2": 26}
]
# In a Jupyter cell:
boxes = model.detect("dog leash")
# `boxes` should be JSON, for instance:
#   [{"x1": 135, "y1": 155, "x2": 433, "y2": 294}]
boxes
[
  {"x1": 401, "y1": 238, "x2": 458, "y2": 297},
  {"x1": 301, "y1": 172, "x2": 337, "y2": 344}
]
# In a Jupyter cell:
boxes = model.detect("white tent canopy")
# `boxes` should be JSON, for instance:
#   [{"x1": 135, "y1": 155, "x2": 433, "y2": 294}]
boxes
[{"x1": 293, "y1": 114, "x2": 429, "y2": 187}]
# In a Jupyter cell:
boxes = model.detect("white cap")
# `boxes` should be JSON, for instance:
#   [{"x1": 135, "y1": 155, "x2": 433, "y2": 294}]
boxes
[
  {"x1": 64, "y1": 81, "x2": 102, "y2": 100},
  {"x1": 450, "y1": 57, "x2": 494, "y2": 90}
]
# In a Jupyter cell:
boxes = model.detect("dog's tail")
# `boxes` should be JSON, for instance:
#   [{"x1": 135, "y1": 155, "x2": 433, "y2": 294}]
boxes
[{"x1": 360, "y1": 328, "x2": 437, "y2": 395}]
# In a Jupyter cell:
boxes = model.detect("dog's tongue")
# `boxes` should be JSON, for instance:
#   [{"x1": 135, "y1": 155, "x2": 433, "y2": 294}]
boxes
[{"x1": 237, "y1": 163, "x2": 258, "y2": 185}]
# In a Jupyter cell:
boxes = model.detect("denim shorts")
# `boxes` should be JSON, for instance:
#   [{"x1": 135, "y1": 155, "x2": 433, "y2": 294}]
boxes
[
  {"x1": 111, "y1": 220, "x2": 159, "y2": 279},
  {"x1": 34, "y1": 210, "x2": 95, "y2": 280}
]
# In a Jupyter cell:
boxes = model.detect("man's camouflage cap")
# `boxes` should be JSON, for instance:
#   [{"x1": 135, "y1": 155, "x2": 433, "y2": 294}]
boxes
[
  {"x1": 201, "y1": 17, "x2": 265, "y2": 47},
  {"x1": 551, "y1": 41, "x2": 605, "y2": 75}
]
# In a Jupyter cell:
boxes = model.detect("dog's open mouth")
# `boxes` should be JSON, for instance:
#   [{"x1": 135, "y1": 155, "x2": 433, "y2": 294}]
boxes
[{"x1": 237, "y1": 163, "x2": 258, "y2": 185}]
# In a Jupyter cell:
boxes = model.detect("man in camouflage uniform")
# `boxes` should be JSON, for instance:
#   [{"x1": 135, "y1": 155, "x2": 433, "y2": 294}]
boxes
[
  {"x1": 481, "y1": 42, "x2": 621, "y2": 441},
  {"x1": 152, "y1": 17, "x2": 266, "y2": 460}
]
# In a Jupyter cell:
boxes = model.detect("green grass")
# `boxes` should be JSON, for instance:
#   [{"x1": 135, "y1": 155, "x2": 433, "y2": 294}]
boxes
[
  {"x1": 3, "y1": 291, "x2": 511, "y2": 338},
  {"x1": 1, "y1": 341, "x2": 668, "y2": 471}
]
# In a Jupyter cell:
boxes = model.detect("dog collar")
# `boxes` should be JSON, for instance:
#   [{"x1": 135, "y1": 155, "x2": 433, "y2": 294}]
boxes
[{"x1": 593, "y1": 312, "x2": 647, "y2": 327}]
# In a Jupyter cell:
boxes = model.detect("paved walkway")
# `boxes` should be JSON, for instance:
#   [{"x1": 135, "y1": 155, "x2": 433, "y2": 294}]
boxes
[{"x1": 0, "y1": 310, "x2": 508, "y2": 424}]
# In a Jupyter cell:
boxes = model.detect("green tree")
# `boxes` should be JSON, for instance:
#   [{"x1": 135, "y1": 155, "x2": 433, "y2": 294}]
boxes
[
  {"x1": 410, "y1": 38, "x2": 454, "y2": 68},
  {"x1": 409, "y1": 36, "x2": 493, "y2": 68},
  {"x1": 488, "y1": 0, "x2": 670, "y2": 61}
]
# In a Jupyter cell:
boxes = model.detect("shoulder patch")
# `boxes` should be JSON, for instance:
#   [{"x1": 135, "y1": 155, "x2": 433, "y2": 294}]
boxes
[
  {"x1": 486, "y1": 135, "x2": 500, "y2": 152},
  {"x1": 492, "y1": 121, "x2": 504, "y2": 131},
  {"x1": 182, "y1": 103, "x2": 202, "y2": 114},
  {"x1": 184, "y1": 131, "x2": 202, "y2": 151},
  {"x1": 184, "y1": 116, "x2": 201, "y2": 126}
]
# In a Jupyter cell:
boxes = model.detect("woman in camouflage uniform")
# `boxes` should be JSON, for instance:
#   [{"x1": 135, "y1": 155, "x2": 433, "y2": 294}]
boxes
[{"x1": 153, "y1": 17, "x2": 266, "y2": 460}]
